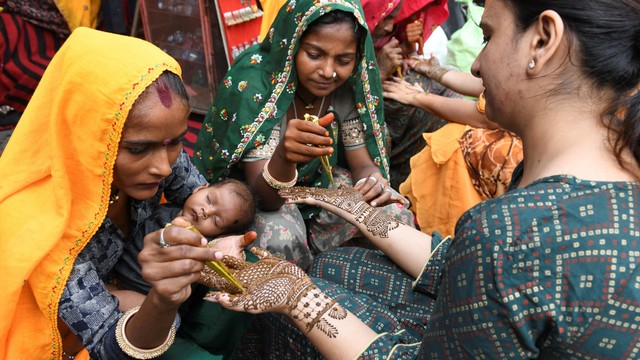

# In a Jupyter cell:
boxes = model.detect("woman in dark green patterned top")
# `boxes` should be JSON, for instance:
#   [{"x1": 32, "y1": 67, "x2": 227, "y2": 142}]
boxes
[{"x1": 202, "y1": 0, "x2": 640, "y2": 358}]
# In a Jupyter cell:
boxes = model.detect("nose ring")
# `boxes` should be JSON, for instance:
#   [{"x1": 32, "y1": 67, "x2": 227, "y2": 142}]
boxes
[{"x1": 332, "y1": 71, "x2": 337, "y2": 78}]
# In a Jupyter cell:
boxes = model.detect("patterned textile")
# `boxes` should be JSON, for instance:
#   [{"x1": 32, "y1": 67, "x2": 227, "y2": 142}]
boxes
[
  {"x1": 459, "y1": 127, "x2": 523, "y2": 199},
  {"x1": 231, "y1": 245, "x2": 445, "y2": 359},
  {"x1": 231, "y1": 165, "x2": 640, "y2": 358},
  {"x1": 1, "y1": 0, "x2": 70, "y2": 36},
  {"x1": 360, "y1": 0, "x2": 402, "y2": 36},
  {"x1": 60, "y1": 152, "x2": 207, "y2": 357},
  {"x1": 193, "y1": 0, "x2": 390, "y2": 195},
  {"x1": 419, "y1": 166, "x2": 640, "y2": 358},
  {"x1": 385, "y1": 70, "x2": 459, "y2": 189},
  {"x1": 247, "y1": 167, "x2": 415, "y2": 270},
  {"x1": 0, "y1": 12, "x2": 65, "y2": 112},
  {"x1": 0, "y1": 28, "x2": 184, "y2": 359}
]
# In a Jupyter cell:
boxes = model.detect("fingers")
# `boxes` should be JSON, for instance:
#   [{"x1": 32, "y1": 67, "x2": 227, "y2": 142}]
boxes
[
  {"x1": 316, "y1": 112, "x2": 334, "y2": 127},
  {"x1": 204, "y1": 291, "x2": 262, "y2": 314},
  {"x1": 242, "y1": 231, "x2": 258, "y2": 246},
  {"x1": 283, "y1": 119, "x2": 333, "y2": 147},
  {"x1": 250, "y1": 247, "x2": 273, "y2": 259},
  {"x1": 354, "y1": 175, "x2": 393, "y2": 207}
]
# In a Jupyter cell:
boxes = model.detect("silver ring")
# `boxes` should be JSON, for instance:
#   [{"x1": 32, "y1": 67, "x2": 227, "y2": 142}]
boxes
[
  {"x1": 379, "y1": 183, "x2": 385, "y2": 191},
  {"x1": 159, "y1": 227, "x2": 171, "y2": 248}
]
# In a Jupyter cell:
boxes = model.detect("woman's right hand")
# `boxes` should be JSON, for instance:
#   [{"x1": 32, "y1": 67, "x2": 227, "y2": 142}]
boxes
[
  {"x1": 138, "y1": 225, "x2": 222, "y2": 309},
  {"x1": 278, "y1": 112, "x2": 334, "y2": 164},
  {"x1": 412, "y1": 54, "x2": 449, "y2": 83}
]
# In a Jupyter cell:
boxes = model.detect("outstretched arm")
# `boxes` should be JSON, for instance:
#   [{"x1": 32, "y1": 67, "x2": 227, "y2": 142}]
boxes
[
  {"x1": 280, "y1": 186, "x2": 432, "y2": 277},
  {"x1": 382, "y1": 78, "x2": 499, "y2": 129},
  {"x1": 407, "y1": 55, "x2": 485, "y2": 97},
  {"x1": 203, "y1": 248, "x2": 379, "y2": 360}
]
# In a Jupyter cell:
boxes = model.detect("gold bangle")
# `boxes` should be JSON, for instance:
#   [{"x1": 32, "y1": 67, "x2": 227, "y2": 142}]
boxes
[
  {"x1": 262, "y1": 158, "x2": 298, "y2": 189},
  {"x1": 115, "y1": 306, "x2": 177, "y2": 359}
]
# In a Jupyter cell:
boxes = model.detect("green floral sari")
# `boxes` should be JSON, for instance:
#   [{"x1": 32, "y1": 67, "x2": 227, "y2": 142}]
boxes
[{"x1": 193, "y1": 0, "x2": 389, "y2": 195}]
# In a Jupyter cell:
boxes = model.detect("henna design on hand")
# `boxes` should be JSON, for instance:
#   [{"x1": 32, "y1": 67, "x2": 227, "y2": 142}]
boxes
[
  {"x1": 279, "y1": 186, "x2": 401, "y2": 238},
  {"x1": 417, "y1": 56, "x2": 449, "y2": 83},
  {"x1": 201, "y1": 248, "x2": 348, "y2": 338}
]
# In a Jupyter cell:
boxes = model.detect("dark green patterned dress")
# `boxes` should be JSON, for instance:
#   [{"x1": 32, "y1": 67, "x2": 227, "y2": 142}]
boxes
[{"x1": 233, "y1": 165, "x2": 640, "y2": 359}]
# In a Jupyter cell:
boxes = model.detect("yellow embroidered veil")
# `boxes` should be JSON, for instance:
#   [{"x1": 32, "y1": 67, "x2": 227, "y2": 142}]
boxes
[{"x1": 0, "y1": 27, "x2": 180, "y2": 359}]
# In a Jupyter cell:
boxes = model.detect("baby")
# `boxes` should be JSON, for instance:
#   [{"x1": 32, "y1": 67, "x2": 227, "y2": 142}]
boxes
[{"x1": 112, "y1": 178, "x2": 257, "y2": 304}]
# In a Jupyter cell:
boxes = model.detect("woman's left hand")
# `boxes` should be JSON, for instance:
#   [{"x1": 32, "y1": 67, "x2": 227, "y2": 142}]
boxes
[{"x1": 353, "y1": 173, "x2": 403, "y2": 207}]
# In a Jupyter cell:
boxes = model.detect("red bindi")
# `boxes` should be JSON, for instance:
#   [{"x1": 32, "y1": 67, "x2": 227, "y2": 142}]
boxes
[{"x1": 156, "y1": 82, "x2": 173, "y2": 108}]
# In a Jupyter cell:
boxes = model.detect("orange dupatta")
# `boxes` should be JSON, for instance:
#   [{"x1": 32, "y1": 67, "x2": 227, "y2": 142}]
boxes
[{"x1": 0, "y1": 27, "x2": 181, "y2": 360}]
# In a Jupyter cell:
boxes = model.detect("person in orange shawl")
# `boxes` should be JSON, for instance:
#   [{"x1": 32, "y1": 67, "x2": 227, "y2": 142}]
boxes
[
  {"x1": 0, "y1": 27, "x2": 251, "y2": 359},
  {"x1": 383, "y1": 55, "x2": 523, "y2": 237},
  {"x1": 360, "y1": 0, "x2": 461, "y2": 189}
]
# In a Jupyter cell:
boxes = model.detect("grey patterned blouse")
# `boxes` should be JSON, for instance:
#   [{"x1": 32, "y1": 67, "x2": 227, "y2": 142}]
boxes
[{"x1": 57, "y1": 151, "x2": 206, "y2": 359}]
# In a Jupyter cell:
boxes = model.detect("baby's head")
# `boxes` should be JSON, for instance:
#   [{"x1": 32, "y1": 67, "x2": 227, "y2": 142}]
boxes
[{"x1": 180, "y1": 179, "x2": 256, "y2": 238}]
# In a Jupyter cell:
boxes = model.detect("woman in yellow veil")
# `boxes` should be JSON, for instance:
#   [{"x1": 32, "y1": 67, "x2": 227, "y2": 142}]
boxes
[{"x1": 0, "y1": 27, "x2": 231, "y2": 359}]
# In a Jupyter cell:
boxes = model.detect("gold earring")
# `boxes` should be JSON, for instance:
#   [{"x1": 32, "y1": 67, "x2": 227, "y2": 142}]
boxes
[{"x1": 528, "y1": 59, "x2": 536, "y2": 69}]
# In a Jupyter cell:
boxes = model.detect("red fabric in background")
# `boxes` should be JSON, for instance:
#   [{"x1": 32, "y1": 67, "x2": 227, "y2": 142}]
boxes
[
  {"x1": 394, "y1": 0, "x2": 449, "y2": 44},
  {"x1": 183, "y1": 116, "x2": 204, "y2": 157},
  {"x1": 0, "y1": 13, "x2": 64, "y2": 112}
]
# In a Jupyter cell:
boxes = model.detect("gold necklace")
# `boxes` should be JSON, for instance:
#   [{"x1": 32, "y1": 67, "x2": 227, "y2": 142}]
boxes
[{"x1": 292, "y1": 95, "x2": 326, "y2": 120}]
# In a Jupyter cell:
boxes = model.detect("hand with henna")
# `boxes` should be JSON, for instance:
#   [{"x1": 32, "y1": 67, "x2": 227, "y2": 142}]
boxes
[
  {"x1": 411, "y1": 54, "x2": 449, "y2": 83},
  {"x1": 279, "y1": 185, "x2": 403, "y2": 239},
  {"x1": 203, "y1": 248, "x2": 348, "y2": 337}
]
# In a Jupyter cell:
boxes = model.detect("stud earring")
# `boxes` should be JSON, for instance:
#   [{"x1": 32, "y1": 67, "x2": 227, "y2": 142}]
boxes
[
  {"x1": 332, "y1": 71, "x2": 337, "y2": 78},
  {"x1": 528, "y1": 59, "x2": 536, "y2": 69}
]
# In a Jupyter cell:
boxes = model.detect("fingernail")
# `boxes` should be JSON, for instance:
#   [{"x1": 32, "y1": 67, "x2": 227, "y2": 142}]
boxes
[{"x1": 201, "y1": 237, "x2": 208, "y2": 246}]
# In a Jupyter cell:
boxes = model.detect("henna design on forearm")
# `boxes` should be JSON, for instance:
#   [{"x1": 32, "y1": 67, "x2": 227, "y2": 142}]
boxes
[
  {"x1": 280, "y1": 186, "x2": 401, "y2": 238},
  {"x1": 202, "y1": 248, "x2": 349, "y2": 338}
]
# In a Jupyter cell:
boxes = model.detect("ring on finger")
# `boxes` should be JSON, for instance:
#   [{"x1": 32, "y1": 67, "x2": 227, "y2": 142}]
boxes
[
  {"x1": 159, "y1": 224, "x2": 172, "y2": 248},
  {"x1": 379, "y1": 183, "x2": 385, "y2": 191}
]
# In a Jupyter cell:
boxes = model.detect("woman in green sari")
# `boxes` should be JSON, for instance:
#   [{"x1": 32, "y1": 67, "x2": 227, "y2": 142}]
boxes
[{"x1": 194, "y1": 0, "x2": 414, "y2": 269}]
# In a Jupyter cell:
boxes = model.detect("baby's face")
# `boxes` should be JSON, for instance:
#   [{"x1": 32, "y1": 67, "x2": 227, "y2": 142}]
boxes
[{"x1": 180, "y1": 185, "x2": 245, "y2": 237}]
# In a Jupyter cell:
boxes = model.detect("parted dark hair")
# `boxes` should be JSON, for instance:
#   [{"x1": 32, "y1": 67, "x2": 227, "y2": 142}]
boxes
[
  {"x1": 211, "y1": 178, "x2": 257, "y2": 234},
  {"x1": 302, "y1": 10, "x2": 367, "y2": 68},
  {"x1": 502, "y1": 0, "x2": 640, "y2": 168}
]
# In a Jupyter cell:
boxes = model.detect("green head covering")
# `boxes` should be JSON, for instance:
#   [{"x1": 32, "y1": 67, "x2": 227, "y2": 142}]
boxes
[{"x1": 193, "y1": 0, "x2": 389, "y2": 193}]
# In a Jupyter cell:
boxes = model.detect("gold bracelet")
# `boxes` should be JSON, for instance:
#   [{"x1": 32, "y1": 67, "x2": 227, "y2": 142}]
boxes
[
  {"x1": 115, "y1": 306, "x2": 177, "y2": 359},
  {"x1": 262, "y1": 158, "x2": 298, "y2": 189}
]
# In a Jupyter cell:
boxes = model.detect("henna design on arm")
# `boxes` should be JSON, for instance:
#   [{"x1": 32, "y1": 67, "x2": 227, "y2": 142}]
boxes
[
  {"x1": 201, "y1": 248, "x2": 349, "y2": 338},
  {"x1": 280, "y1": 186, "x2": 401, "y2": 238}
]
